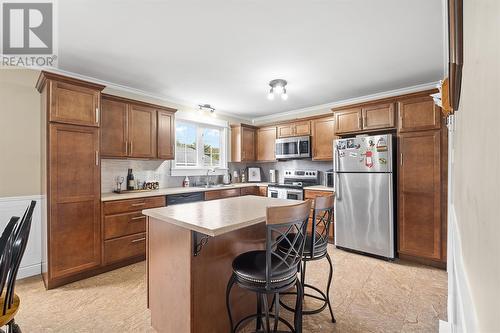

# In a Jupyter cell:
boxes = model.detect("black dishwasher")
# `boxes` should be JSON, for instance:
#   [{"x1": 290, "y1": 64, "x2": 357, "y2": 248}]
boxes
[{"x1": 166, "y1": 192, "x2": 204, "y2": 205}]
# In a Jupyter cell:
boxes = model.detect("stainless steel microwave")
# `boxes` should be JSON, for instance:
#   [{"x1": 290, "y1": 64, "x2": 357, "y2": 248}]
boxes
[{"x1": 275, "y1": 136, "x2": 311, "y2": 159}]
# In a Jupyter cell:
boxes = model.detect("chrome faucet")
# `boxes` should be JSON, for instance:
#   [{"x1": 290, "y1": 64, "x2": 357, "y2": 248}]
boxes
[{"x1": 206, "y1": 168, "x2": 216, "y2": 187}]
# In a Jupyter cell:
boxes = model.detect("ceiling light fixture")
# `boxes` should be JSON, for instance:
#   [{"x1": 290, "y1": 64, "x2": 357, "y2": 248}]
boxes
[
  {"x1": 198, "y1": 104, "x2": 216, "y2": 115},
  {"x1": 268, "y1": 79, "x2": 288, "y2": 101}
]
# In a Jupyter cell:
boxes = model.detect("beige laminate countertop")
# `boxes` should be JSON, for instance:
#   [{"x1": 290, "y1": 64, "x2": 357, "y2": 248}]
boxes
[
  {"x1": 101, "y1": 182, "x2": 269, "y2": 202},
  {"x1": 303, "y1": 185, "x2": 336, "y2": 192},
  {"x1": 142, "y1": 195, "x2": 298, "y2": 237}
]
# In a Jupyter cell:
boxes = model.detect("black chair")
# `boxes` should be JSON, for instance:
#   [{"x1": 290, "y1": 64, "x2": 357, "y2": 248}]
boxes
[
  {"x1": 0, "y1": 200, "x2": 36, "y2": 333},
  {"x1": 226, "y1": 200, "x2": 312, "y2": 333},
  {"x1": 278, "y1": 194, "x2": 336, "y2": 323}
]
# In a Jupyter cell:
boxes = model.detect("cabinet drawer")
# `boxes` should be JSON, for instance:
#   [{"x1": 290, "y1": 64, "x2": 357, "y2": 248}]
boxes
[
  {"x1": 204, "y1": 188, "x2": 241, "y2": 201},
  {"x1": 104, "y1": 211, "x2": 146, "y2": 240},
  {"x1": 104, "y1": 232, "x2": 146, "y2": 264},
  {"x1": 304, "y1": 190, "x2": 334, "y2": 199},
  {"x1": 240, "y1": 186, "x2": 259, "y2": 196},
  {"x1": 103, "y1": 196, "x2": 165, "y2": 215}
]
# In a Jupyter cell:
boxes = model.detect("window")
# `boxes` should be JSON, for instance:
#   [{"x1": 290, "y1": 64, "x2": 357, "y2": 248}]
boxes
[{"x1": 174, "y1": 120, "x2": 227, "y2": 172}]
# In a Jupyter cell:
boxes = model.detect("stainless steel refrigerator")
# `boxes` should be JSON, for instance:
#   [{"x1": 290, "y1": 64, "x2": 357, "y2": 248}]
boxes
[{"x1": 333, "y1": 134, "x2": 395, "y2": 259}]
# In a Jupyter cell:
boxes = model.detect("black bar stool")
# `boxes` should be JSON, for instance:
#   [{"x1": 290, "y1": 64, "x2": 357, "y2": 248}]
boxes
[
  {"x1": 226, "y1": 200, "x2": 312, "y2": 333},
  {"x1": 278, "y1": 194, "x2": 336, "y2": 323},
  {"x1": 0, "y1": 200, "x2": 36, "y2": 333}
]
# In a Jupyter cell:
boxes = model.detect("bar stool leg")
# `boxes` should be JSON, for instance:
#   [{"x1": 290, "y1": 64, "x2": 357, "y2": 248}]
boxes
[
  {"x1": 325, "y1": 253, "x2": 336, "y2": 323},
  {"x1": 294, "y1": 279, "x2": 304, "y2": 333},
  {"x1": 226, "y1": 273, "x2": 236, "y2": 333},
  {"x1": 256, "y1": 293, "x2": 263, "y2": 331},
  {"x1": 262, "y1": 293, "x2": 271, "y2": 332},
  {"x1": 273, "y1": 292, "x2": 280, "y2": 332},
  {"x1": 301, "y1": 261, "x2": 307, "y2": 301}
]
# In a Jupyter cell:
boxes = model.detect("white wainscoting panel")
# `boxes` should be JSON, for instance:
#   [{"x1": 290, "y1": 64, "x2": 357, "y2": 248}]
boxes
[{"x1": 0, "y1": 195, "x2": 42, "y2": 279}]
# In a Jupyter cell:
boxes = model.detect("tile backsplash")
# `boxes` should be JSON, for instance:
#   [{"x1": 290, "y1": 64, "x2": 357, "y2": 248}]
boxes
[
  {"x1": 102, "y1": 158, "x2": 333, "y2": 193},
  {"x1": 101, "y1": 159, "x2": 222, "y2": 193}
]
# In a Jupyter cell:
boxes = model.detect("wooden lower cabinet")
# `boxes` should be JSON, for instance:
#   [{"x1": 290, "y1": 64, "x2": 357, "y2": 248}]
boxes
[
  {"x1": 45, "y1": 123, "x2": 102, "y2": 288},
  {"x1": 258, "y1": 186, "x2": 267, "y2": 197},
  {"x1": 240, "y1": 186, "x2": 259, "y2": 196},
  {"x1": 304, "y1": 190, "x2": 335, "y2": 242},
  {"x1": 398, "y1": 130, "x2": 444, "y2": 263},
  {"x1": 102, "y1": 196, "x2": 165, "y2": 266},
  {"x1": 204, "y1": 188, "x2": 241, "y2": 201}
]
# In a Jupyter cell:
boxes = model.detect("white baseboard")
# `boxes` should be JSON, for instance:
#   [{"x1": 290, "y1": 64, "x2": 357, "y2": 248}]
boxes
[
  {"x1": 0, "y1": 195, "x2": 42, "y2": 279},
  {"x1": 439, "y1": 320, "x2": 452, "y2": 333},
  {"x1": 446, "y1": 204, "x2": 478, "y2": 332}
]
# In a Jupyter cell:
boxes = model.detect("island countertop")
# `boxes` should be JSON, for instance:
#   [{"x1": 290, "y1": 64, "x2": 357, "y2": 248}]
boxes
[{"x1": 142, "y1": 195, "x2": 299, "y2": 237}]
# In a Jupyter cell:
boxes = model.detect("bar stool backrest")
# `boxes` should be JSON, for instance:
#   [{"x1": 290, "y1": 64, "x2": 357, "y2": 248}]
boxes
[
  {"x1": 3, "y1": 201, "x2": 36, "y2": 315},
  {"x1": 310, "y1": 194, "x2": 335, "y2": 258},
  {"x1": 265, "y1": 200, "x2": 312, "y2": 289},
  {"x1": 0, "y1": 217, "x2": 20, "y2": 298}
]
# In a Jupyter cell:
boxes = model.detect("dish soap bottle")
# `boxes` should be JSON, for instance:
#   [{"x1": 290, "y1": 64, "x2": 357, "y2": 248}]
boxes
[{"x1": 183, "y1": 176, "x2": 190, "y2": 187}]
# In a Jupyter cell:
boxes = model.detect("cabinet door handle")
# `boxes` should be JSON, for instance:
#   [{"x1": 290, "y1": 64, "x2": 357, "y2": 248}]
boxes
[
  {"x1": 95, "y1": 151, "x2": 99, "y2": 166},
  {"x1": 129, "y1": 141, "x2": 133, "y2": 154},
  {"x1": 130, "y1": 216, "x2": 145, "y2": 221},
  {"x1": 400, "y1": 153, "x2": 403, "y2": 166},
  {"x1": 95, "y1": 108, "x2": 99, "y2": 123},
  {"x1": 125, "y1": 141, "x2": 128, "y2": 155},
  {"x1": 358, "y1": 116, "x2": 362, "y2": 129},
  {"x1": 131, "y1": 202, "x2": 145, "y2": 206},
  {"x1": 131, "y1": 237, "x2": 146, "y2": 243}
]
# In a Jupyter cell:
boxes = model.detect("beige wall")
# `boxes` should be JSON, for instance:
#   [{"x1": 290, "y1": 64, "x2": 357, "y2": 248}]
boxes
[
  {"x1": 0, "y1": 68, "x2": 250, "y2": 198},
  {"x1": 452, "y1": 0, "x2": 500, "y2": 331},
  {"x1": 0, "y1": 68, "x2": 41, "y2": 197}
]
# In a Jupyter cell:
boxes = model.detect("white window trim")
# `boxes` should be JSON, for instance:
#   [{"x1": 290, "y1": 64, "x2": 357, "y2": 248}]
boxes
[{"x1": 171, "y1": 114, "x2": 230, "y2": 177}]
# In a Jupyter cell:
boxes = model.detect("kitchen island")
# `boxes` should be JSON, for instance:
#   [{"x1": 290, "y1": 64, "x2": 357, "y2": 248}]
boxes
[{"x1": 142, "y1": 195, "x2": 299, "y2": 333}]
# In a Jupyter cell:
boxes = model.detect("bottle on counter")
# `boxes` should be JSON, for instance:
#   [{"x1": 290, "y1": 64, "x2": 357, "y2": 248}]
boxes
[
  {"x1": 127, "y1": 168, "x2": 135, "y2": 190},
  {"x1": 183, "y1": 176, "x2": 190, "y2": 187}
]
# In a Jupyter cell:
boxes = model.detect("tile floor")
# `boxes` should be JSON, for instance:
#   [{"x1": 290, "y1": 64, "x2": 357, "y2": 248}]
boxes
[{"x1": 14, "y1": 246, "x2": 447, "y2": 332}]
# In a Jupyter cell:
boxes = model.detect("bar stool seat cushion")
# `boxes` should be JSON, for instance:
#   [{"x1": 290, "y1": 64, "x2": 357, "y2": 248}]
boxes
[
  {"x1": 278, "y1": 234, "x2": 328, "y2": 258},
  {"x1": 232, "y1": 250, "x2": 297, "y2": 289}
]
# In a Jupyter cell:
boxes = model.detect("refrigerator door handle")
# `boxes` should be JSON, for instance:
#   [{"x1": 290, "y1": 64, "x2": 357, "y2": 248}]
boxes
[{"x1": 334, "y1": 145, "x2": 342, "y2": 200}]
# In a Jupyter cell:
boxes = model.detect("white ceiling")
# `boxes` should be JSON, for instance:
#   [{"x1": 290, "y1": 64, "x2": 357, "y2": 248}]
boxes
[{"x1": 57, "y1": 0, "x2": 445, "y2": 118}]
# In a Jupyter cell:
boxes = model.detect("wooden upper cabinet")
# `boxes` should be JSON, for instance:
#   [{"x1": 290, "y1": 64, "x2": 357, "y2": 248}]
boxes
[
  {"x1": 277, "y1": 121, "x2": 311, "y2": 138},
  {"x1": 242, "y1": 126, "x2": 256, "y2": 161},
  {"x1": 362, "y1": 103, "x2": 395, "y2": 130},
  {"x1": 257, "y1": 126, "x2": 276, "y2": 161},
  {"x1": 36, "y1": 71, "x2": 105, "y2": 127},
  {"x1": 294, "y1": 121, "x2": 311, "y2": 136},
  {"x1": 277, "y1": 124, "x2": 295, "y2": 138},
  {"x1": 398, "y1": 96, "x2": 441, "y2": 132},
  {"x1": 231, "y1": 124, "x2": 256, "y2": 162},
  {"x1": 398, "y1": 130, "x2": 442, "y2": 260},
  {"x1": 101, "y1": 98, "x2": 128, "y2": 157},
  {"x1": 157, "y1": 110, "x2": 176, "y2": 160},
  {"x1": 48, "y1": 123, "x2": 101, "y2": 279},
  {"x1": 334, "y1": 108, "x2": 362, "y2": 134},
  {"x1": 128, "y1": 104, "x2": 157, "y2": 159},
  {"x1": 100, "y1": 94, "x2": 176, "y2": 160},
  {"x1": 312, "y1": 116, "x2": 336, "y2": 160}
]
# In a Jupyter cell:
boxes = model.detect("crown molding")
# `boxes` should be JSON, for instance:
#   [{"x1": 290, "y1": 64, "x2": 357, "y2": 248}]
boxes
[
  {"x1": 35, "y1": 67, "x2": 253, "y2": 124},
  {"x1": 250, "y1": 81, "x2": 440, "y2": 125}
]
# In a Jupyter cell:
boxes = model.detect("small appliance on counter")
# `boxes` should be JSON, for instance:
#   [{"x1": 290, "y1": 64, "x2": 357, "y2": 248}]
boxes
[
  {"x1": 223, "y1": 171, "x2": 231, "y2": 185},
  {"x1": 247, "y1": 167, "x2": 262, "y2": 182},
  {"x1": 324, "y1": 169, "x2": 334, "y2": 188},
  {"x1": 269, "y1": 169, "x2": 278, "y2": 183},
  {"x1": 267, "y1": 169, "x2": 319, "y2": 200}
]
